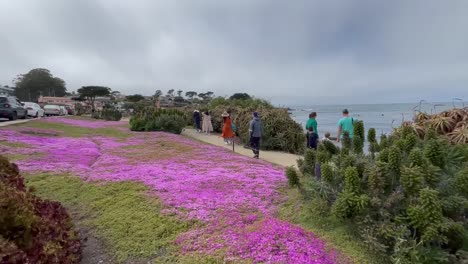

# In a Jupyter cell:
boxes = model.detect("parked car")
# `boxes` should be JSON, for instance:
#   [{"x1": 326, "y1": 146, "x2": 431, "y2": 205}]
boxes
[
  {"x1": 24, "y1": 102, "x2": 44, "y2": 118},
  {"x1": 59, "y1": 106, "x2": 68, "y2": 116},
  {"x1": 0, "y1": 96, "x2": 27, "y2": 120},
  {"x1": 44, "y1": 105, "x2": 62, "y2": 116}
]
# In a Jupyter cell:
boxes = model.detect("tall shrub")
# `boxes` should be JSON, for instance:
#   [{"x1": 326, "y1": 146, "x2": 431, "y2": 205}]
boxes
[{"x1": 130, "y1": 108, "x2": 189, "y2": 134}]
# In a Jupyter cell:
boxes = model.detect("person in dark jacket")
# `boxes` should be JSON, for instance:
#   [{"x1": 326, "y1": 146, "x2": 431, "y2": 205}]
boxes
[
  {"x1": 193, "y1": 110, "x2": 201, "y2": 132},
  {"x1": 249, "y1": 112, "x2": 263, "y2": 159}
]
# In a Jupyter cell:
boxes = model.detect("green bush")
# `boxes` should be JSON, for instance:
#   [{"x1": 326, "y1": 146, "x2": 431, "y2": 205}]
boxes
[
  {"x1": 101, "y1": 109, "x2": 122, "y2": 121},
  {"x1": 295, "y1": 113, "x2": 468, "y2": 263},
  {"x1": 0, "y1": 156, "x2": 81, "y2": 263},
  {"x1": 285, "y1": 166, "x2": 300, "y2": 187},
  {"x1": 302, "y1": 149, "x2": 316, "y2": 176},
  {"x1": 130, "y1": 108, "x2": 189, "y2": 134}
]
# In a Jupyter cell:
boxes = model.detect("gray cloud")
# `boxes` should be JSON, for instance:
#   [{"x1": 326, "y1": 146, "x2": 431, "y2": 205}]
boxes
[{"x1": 1, "y1": 0, "x2": 467, "y2": 105}]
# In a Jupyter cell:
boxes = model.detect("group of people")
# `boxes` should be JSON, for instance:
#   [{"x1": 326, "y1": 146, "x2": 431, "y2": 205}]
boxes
[
  {"x1": 193, "y1": 110, "x2": 214, "y2": 135},
  {"x1": 193, "y1": 108, "x2": 355, "y2": 159},
  {"x1": 193, "y1": 110, "x2": 263, "y2": 159},
  {"x1": 306, "y1": 108, "x2": 354, "y2": 149}
]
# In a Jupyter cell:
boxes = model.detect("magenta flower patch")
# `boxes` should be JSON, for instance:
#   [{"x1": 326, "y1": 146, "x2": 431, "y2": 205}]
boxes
[{"x1": 0, "y1": 119, "x2": 346, "y2": 263}]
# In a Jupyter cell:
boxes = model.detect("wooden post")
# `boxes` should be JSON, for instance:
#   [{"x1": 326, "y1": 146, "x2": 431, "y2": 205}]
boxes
[{"x1": 233, "y1": 137, "x2": 235, "y2": 152}]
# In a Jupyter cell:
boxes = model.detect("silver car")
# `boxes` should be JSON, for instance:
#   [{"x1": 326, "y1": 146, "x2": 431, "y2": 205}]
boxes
[{"x1": 44, "y1": 105, "x2": 62, "y2": 116}]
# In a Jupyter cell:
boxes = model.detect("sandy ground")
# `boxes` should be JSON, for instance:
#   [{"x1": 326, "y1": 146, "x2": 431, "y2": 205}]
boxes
[{"x1": 182, "y1": 128, "x2": 300, "y2": 168}]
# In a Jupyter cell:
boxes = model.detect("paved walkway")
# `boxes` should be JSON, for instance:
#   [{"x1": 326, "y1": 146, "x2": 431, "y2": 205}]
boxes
[
  {"x1": 182, "y1": 128, "x2": 300, "y2": 167},
  {"x1": 0, "y1": 119, "x2": 32, "y2": 127}
]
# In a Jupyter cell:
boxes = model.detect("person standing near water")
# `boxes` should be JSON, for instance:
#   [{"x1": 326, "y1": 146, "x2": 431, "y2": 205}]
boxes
[
  {"x1": 193, "y1": 110, "x2": 201, "y2": 133},
  {"x1": 249, "y1": 112, "x2": 263, "y2": 159},
  {"x1": 337, "y1": 109, "x2": 354, "y2": 143},
  {"x1": 202, "y1": 111, "x2": 213, "y2": 135},
  {"x1": 305, "y1": 112, "x2": 318, "y2": 149},
  {"x1": 221, "y1": 112, "x2": 235, "y2": 144}
]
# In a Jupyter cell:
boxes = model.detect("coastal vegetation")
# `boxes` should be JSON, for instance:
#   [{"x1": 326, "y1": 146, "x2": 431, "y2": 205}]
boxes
[
  {"x1": 129, "y1": 108, "x2": 189, "y2": 134},
  {"x1": 410, "y1": 107, "x2": 468, "y2": 144},
  {"x1": 289, "y1": 108, "x2": 468, "y2": 263},
  {"x1": 0, "y1": 156, "x2": 82, "y2": 263}
]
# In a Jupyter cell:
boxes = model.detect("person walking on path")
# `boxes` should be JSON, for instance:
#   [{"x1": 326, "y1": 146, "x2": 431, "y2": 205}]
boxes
[
  {"x1": 221, "y1": 111, "x2": 235, "y2": 144},
  {"x1": 202, "y1": 111, "x2": 213, "y2": 135},
  {"x1": 337, "y1": 109, "x2": 354, "y2": 143},
  {"x1": 193, "y1": 110, "x2": 201, "y2": 133},
  {"x1": 305, "y1": 112, "x2": 318, "y2": 149},
  {"x1": 249, "y1": 112, "x2": 263, "y2": 159}
]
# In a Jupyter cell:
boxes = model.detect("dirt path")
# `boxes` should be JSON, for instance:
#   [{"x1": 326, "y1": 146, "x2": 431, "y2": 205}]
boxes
[{"x1": 181, "y1": 128, "x2": 300, "y2": 168}]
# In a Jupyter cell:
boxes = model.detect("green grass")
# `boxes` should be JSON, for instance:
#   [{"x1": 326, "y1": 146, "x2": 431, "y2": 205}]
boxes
[
  {"x1": 3, "y1": 153, "x2": 30, "y2": 161},
  {"x1": 26, "y1": 174, "x2": 196, "y2": 263},
  {"x1": 278, "y1": 188, "x2": 387, "y2": 264},
  {"x1": 12, "y1": 120, "x2": 129, "y2": 139},
  {"x1": 0, "y1": 141, "x2": 29, "y2": 148}
]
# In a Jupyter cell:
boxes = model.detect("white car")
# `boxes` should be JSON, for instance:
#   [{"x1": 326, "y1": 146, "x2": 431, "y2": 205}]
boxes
[
  {"x1": 44, "y1": 105, "x2": 62, "y2": 116},
  {"x1": 59, "y1": 106, "x2": 68, "y2": 116},
  {"x1": 24, "y1": 102, "x2": 44, "y2": 118}
]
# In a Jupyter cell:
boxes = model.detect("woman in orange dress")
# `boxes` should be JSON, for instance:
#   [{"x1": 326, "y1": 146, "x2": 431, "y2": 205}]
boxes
[{"x1": 221, "y1": 112, "x2": 235, "y2": 145}]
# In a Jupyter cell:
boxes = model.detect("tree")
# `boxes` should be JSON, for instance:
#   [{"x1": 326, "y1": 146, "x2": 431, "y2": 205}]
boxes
[
  {"x1": 125, "y1": 94, "x2": 145, "y2": 103},
  {"x1": 77, "y1": 86, "x2": 111, "y2": 111},
  {"x1": 230, "y1": 93, "x2": 252, "y2": 100},
  {"x1": 177, "y1": 90, "x2": 183, "y2": 97},
  {"x1": 185, "y1": 91, "x2": 197, "y2": 100},
  {"x1": 13, "y1": 68, "x2": 67, "y2": 102},
  {"x1": 206, "y1": 91, "x2": 214, "y2": 98},
  {"x1": 198, "y1": 93, "x2": 207, "y2": 100},
  {"x1": 154, "y1": 90, "x2": 162, "y2": 99},
  {"x1": 167, "y1": 89, "x2": 175, "y2": 97}
]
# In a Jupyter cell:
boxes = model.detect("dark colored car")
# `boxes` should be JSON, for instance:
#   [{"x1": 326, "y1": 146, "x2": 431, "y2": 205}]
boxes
[
  {"x1": 0, "y1": 96, "x2": 27, "y2": 120},
  {"x1": 65, "y1": 106, "x2": 74, "y2": 115}
]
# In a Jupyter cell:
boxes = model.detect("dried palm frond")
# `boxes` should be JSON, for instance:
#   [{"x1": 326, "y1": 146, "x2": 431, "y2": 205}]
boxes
[
  {"x1": 412, "y1": 122, "x2": 426, "y2": 139},
  {"x1": 414, "y1": 112, "x2": 430, "y2": 123},
  {"x1": 430, "y1": 115, "x2": 457, "y2": 134},
  {"x1": 446, "y1": 108, "x2": 467, "y2": 123},
  {"x1": 448, "y1": 123, "x2": 468, "y2": 144}
]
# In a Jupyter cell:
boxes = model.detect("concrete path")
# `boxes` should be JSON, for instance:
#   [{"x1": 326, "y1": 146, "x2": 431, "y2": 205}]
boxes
[
  {"x1": 182, "y1": 128, "x2": 300, "y2": 168},
  {"x1": 0, "y1": 119, "x2": 32, "y2": 127}
]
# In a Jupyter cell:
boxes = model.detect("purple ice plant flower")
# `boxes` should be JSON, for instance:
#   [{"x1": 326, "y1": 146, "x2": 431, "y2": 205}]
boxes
[{"x1": 0, "y1": 118, "x2": 347, "y2": 263}]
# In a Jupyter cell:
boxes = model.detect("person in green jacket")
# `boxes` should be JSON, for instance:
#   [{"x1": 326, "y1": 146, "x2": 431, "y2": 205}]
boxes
[
  {"x1": 337, "y1": 109, "x2": 354, "y2": 143},
  {"x1": 305, "y1": 112, "x2": 318, "y2": 149}
]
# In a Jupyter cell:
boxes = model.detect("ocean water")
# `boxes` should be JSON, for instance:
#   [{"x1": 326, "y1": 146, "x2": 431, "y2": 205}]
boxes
[{"x1": 289, "y1": 102, "x2": 458, "y2": 139}]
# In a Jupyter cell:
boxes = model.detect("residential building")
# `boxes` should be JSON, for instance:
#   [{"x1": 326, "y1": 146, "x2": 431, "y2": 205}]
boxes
[
  {"x1": 0, "y1": 86, "x2": 14, "y2": 96},
  {"x1": 38, "y1": 96, "x2": 75, "y2": 109}
]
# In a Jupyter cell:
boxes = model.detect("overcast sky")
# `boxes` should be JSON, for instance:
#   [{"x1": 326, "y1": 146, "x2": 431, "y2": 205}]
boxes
[{"x1": 1, "y1": 0, "x2": 467, "y2": 105}]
